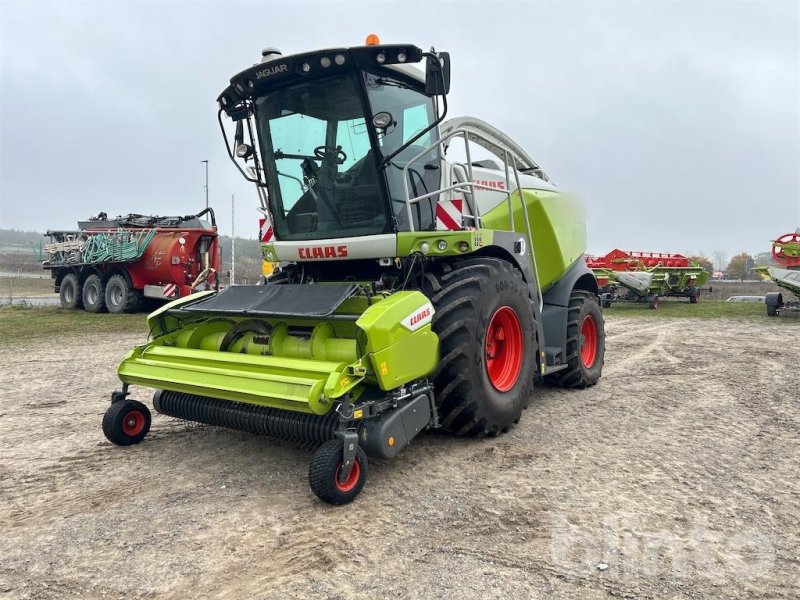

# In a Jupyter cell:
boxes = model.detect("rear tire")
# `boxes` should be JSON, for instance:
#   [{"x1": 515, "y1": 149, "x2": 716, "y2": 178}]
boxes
[
  {"x1": 546, "y1": 291, "x2": 605, "y2": 389},
  {"x1": 309, "y1": 439, "x2": 368, "y2": 505},
  {"x1": 59, "y1": 273, "x2": 83, "y2": 310},
  {"x1": 105, "y1": 274, "x2": 141, "y2": 313},
  {"x1": 82, "y1": 274, "x2": 106, "y2": 313},
  {"x1": 422, "y1": 257, "x2": 536, "y2": 436}
]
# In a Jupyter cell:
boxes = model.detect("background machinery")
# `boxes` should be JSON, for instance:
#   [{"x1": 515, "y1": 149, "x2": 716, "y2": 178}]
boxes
[
  {"x1": 587, "y1": 249, "x2": 710, "y2": 309},
  {"x1": 42, "y1": 209, "x2": 220, "y2": 313},
  {"x1": 761, "y1": 229, "x2": 800, "y2": 317},
  {"x1": 103, "y1": 40, "x2": 606, "y2": 504}
]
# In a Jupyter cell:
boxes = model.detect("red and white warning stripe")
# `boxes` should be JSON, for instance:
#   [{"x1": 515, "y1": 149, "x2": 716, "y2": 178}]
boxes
[
  {"x1": 259, "y1": 216, "x2": 274, "y2": 243},
  {"x1": 163, "y1": 283, "x2": 178, "y2": 297},
  {"x1": 435, "y1": 198, "x2": 463, "y2": 231}
]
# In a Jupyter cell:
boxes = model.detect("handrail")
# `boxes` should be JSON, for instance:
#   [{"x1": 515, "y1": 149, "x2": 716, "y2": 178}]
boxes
[{"x1": 400, "y1": 127, "x2": 544, "y2": 311}]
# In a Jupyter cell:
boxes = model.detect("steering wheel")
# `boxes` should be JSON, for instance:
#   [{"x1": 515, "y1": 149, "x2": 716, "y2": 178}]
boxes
[{"x1": 314, "y1": 145, "x2": 347, "y2": 165}]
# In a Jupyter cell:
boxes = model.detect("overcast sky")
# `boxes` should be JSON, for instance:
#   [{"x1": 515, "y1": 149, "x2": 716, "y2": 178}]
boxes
[{"x1": 1, "y1": 0, "x2": 798, "y2": 259}]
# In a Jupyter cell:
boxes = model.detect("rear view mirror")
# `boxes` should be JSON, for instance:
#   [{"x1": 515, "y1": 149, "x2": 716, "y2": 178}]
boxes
[
  {"x1": 425, "y1": 52, "x2": 451, "y2": 95},
  {"x1": 234, "y1": 120, "x2": 244, "y2": 148}
]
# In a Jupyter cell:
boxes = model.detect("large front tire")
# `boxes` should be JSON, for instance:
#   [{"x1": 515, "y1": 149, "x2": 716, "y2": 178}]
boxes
[
  {"x1": 546, "y1": 291, "x2": 605, "y2": 389},
  {"x1": 422, "y1": 257, "x2": 537, "y2": 437}
]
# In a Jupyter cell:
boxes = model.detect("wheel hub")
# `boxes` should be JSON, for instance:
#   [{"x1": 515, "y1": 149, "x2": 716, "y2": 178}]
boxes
[
  {"x1": 484, "y1": 306, "x2": 523, "y2": 392},
  {"x1": 580, "y1": 315, "x2": 598, "y2": 369},
  {"x1": 335, "y1": 460, "x2": 361, "y2": 492},
  {"x1": 122, "y1": 410, "x2": 145, "y2": 436}
]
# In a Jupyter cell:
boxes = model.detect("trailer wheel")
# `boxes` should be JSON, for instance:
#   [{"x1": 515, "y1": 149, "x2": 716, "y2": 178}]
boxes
[
  {"x1": 82, "y1": 274, "x2": 106, "y2": 313},
  {"x1": 102, "y1": 399, "x2": 151, "y2": 446},
  {"x1": 546, "y1": 291, "x2": 605, "y2": 389},
  {"x1": 765, "y1": 292, "x2": 782, "y2": 317},
  {"x1": 309, "y1": 439, "x2": 368, "y2": 505},
  {"x1": 105, "y1": 274, "x2": 141, "y2": 313},
  {"x1": 421, "y1": 257, "x2": 536, "y2": 436},
  {"x1": 59, "y1": 273, "x2": 83, "y2": 310}
]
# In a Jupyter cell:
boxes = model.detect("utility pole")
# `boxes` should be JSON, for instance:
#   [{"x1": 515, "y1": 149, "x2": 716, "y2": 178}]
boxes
[
  {"x1": 201, "y1": 160, "x2": 209, "y2": 209},
  {"x1": 231, "y1": 194, "x2": 235, "y2": 286}
]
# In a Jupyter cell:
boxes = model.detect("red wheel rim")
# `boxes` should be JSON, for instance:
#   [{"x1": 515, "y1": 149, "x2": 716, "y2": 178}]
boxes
[
  {"x1": 122, "y1": 410, "x2": 145, "y2": 437},
  {"x1": 484, "y1": 306, "x2": 524, "y2": 392},
  {"x1": 335, "y1": 460, "x2": 361, "y2": 493},
  {"x1": 580, "y1": 315, "x2": 598, "y2": 369}
]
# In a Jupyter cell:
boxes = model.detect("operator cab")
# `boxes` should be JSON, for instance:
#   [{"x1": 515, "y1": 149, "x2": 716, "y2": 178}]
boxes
[{"x1": 218, "y1": 42, "x2": 451, "y2": 241}]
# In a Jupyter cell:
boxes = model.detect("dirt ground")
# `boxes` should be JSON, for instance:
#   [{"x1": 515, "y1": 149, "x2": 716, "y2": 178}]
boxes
[{"x1": 1, "y1": 315, "x2": 798, "y2": 599}]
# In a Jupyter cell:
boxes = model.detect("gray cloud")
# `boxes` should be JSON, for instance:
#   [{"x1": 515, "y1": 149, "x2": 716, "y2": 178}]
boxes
[{"x1": 1, "y1": 0, "x2": 798, "y2": 258}]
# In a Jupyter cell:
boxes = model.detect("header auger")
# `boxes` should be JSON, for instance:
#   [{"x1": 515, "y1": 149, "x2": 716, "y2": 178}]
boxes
[{"x1": 104, "y1": 39, "x2": 605, "y2": 504}]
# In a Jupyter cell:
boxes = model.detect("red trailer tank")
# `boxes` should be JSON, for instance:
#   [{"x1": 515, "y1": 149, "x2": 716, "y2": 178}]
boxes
[{"x1": 42, "y1": 208, "x2": 220, "y2": 313}]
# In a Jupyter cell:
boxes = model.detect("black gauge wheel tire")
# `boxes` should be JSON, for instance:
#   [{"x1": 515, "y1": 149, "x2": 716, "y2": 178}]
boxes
[
  {"x1": 309, "y1": 439, "x2": 368, "y2": 505},
  {"x1": 103, "y1": 399, "x2": 151, "y2": 446}
]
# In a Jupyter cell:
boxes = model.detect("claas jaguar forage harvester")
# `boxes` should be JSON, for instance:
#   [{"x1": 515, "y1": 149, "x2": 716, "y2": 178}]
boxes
[{"x1": 102, "y1": 38, "x2": 605, "y2": 504}]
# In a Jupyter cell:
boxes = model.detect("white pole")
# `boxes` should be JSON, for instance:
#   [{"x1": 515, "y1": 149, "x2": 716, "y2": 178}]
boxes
[
  {"x1": 231, "y1": 194, "x2": 235, "y2": 286},
  {"x1": 201, "y1": 160, "x2": 209, "y2": 209}
]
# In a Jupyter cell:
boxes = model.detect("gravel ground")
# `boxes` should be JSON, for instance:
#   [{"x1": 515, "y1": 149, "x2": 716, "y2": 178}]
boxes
[{"x1": 0, "y1": 314, "x2": 798, "y2": 599}]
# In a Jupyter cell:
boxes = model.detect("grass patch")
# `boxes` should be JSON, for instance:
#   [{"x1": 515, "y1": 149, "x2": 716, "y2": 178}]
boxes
[
  {"x1": 603, "y1": 299, "x2": 800, "y2": 322},
  {"x1": 0, "y1": 275, "x2": 53, "y2": 298},
  {"x1": 0, "y1": 305, "x2": 148, "y2": 346}
]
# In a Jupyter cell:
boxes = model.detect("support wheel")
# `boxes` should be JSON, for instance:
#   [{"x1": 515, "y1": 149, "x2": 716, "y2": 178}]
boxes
[
  {"x1": 105, "y1": 273, "x2": 141, "y2": 313},
  {"x1": 82, "y1": 274, "x2": 106, "y2": 313},
  {"x1": 546, "y1": 290, "x2": 605, "y2": 389},
  {"x1": 309, "y1": 439, "x2": 368, "y2": 505},
  {"x1": 648, "y1": 296, "x2": 660, "y2": 310},
  {"x1": 59, "y1": 273, "x2": 83, "y2": 310},
  {"x1": 421, "y1": 257, "x2": 536, "y2": 436},
  {"x1": 688, "y1": 286, "x2": 699, "y2": 304},
  {"x1": 765, "y1": 292, "x2": 782, "y2": 317},
  {"x1": 601, "y1": 293, "x2": 612, "y2": 309},
  {"x1": 103, "y1": 399, "x2": 151, "y2": 446}
]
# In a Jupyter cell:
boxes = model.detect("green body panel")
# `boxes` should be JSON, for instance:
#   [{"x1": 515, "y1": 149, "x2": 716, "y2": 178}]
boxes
[
  {"x1": 118, "y1": 289, "x2": 438, "y2": 414},
  {"x1": 480, "y1": 189, "x2": 587, "y2": 290},
  {"x1": 356, "y1": 291, "x2": 438, "y2": 390},
  {"x1": 118, "y1": 345, "x2": 349, "y2": 414},
  {"x1": 395, "y1": 230, "x2": 495, "y2": 257}
]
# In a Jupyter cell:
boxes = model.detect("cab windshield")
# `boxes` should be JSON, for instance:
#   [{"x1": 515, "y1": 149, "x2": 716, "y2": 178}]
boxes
[{"x1": 255, "y1": 73, "x2": 386, "y2": 241}]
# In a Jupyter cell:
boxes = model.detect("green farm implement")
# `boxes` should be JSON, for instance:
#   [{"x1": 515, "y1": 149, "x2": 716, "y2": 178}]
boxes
[
  {"x1": 761, "y1": 230, "x2": 800, "y2": 317},
  {"x1": 104, "y1": 39, "x2": 605, "y2": 504},
  {"x1": 587, "y1": 250, "x2": 709, "y2": 309}
]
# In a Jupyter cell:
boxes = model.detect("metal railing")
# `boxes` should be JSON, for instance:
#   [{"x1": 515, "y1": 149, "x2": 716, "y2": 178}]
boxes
[{"x1": 400, "y1": 127, "x2": 543, "y2": 311}]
